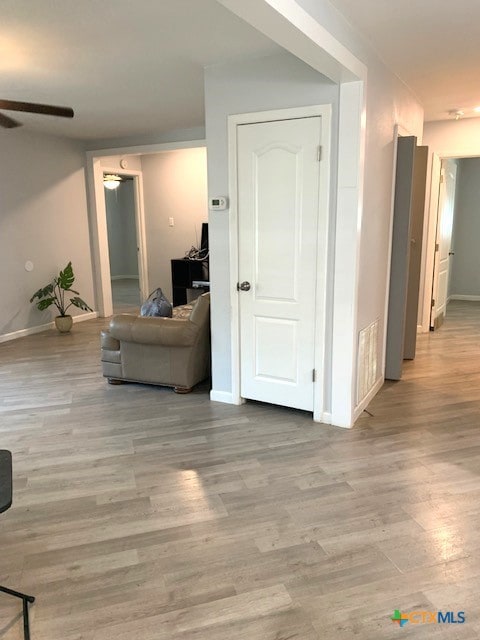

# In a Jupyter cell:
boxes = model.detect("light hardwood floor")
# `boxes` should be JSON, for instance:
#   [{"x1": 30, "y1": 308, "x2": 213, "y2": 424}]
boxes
[{"x1": 1, "y1": 301, "x2": 480, "y2": 639}]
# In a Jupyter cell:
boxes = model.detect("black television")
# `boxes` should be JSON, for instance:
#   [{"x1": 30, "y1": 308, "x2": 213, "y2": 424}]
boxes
[
  {"x1": 200, "y1": 222, "x2": 209, "y2": 281},
  {"x1": 200, "y1": 222, "x2": 208, "y2": 254}
]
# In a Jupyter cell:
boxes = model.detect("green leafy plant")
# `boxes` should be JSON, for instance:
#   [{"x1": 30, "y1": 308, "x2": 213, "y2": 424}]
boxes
[{"x1": 30, "y1": 262, "x2": 92, "y2": 317}]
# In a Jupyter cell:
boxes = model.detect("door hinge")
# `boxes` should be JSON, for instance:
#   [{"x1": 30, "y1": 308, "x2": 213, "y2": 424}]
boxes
[
  {"x1": 431, "y1": 298, "x2": 435, "y2": 308},
  {"x1": 440, "y1": 170, "x2": 445, "y2": 183},
  {"x1": 435, "y1": 243, "x2": 439, "y2": 252},
  {"x1": 317, "y1": 146, "x2": 322, "y2": 162},
  {"x1": 312, "y1": 369, "x2": 316, "y2": 382}
]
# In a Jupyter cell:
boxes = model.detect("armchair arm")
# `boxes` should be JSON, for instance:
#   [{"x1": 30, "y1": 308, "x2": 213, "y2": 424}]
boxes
[{"x1": 109, "y1": 315, "x2": 198, "y2": 347}]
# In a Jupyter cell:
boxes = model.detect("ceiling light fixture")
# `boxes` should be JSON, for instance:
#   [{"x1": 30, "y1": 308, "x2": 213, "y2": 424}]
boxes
[
  {"x1": 474, "y1": 106, "x2": 480, "y2": 113},
  {"x1": 448, "y1": 110, "x2": 464, "y2": 120},
  {"x1": 103, "y1": 174, "x2": 122, "y2": 190}
]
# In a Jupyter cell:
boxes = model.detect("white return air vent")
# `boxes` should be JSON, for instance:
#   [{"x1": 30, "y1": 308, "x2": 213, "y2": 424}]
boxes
[{"x1": 357, "y1": 319, "x2": 378, "y2": 404}]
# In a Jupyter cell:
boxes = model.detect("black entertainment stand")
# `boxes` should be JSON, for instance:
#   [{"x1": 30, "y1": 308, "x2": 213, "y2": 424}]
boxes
[{"x1": 171, "y1": 259, "x2": 209, "y2": 306}]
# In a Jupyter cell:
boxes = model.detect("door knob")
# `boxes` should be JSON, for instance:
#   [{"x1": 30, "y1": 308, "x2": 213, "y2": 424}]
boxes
[
  {"x1": 237, "y1": 281, "x2": 251, "y2": 291},
  {"x1": 448, "y1": 251, "x2": 455, "y2": 256}
]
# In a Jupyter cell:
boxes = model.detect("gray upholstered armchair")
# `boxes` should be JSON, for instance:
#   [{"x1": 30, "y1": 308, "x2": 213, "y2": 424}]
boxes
[{"x1": 100, "y1": 293, "x2": 210, "y2": 393}]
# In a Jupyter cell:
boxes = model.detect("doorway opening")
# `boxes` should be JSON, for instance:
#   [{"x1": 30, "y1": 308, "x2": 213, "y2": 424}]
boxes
[
  {"x1": 429, "y1": 158, "x2": 458, "y2": 330},
  {"x1": 103, "y1": 175, "x2": 141, "y2": 313},
  {"x1": 429, "y1": 156, "x2": 480, "y2": 328},
  {"x1": 86, "y1": 141, "x2": 208, "y2": 318}
]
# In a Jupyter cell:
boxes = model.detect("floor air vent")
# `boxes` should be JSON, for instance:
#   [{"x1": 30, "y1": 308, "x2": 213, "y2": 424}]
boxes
[{"x1": 357, "y1": 319, "x2": 378, "y2": 404}]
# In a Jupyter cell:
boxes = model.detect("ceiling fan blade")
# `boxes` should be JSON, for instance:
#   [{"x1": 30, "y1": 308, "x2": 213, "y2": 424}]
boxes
[
  {"x1": 0, "y1": 112, "x2": 21, "y2": 128},
  {"x1": 0, "y1": 100, "x2": 74, "y2": 118}
]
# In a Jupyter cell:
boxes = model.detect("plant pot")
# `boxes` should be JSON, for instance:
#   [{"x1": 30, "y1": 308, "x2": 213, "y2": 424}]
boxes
[{"x1": 55, "y1": 315, "x2": 73, "y2": 333}]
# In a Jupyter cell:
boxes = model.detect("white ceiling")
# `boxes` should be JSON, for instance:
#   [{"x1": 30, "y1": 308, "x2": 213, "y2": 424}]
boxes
[
  {"x1": 0, "y1": 0, "x2": 279, "y2": 141},
  {"x1": 2, "y1": 0, "x2": 479, "y2": 140},
  {"x1": 328, "y1": 0, "x2": 480, "y2": 122}
]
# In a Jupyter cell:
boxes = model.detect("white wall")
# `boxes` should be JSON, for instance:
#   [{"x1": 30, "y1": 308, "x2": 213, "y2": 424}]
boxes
[
  {"x1": 0, "y1": 129, "x2": 95, "y2": 337},
  {"x1": 450, "y1": 158, "x2": 480, "y2": 297},
  {"x1": 205, "y1": 50, "x2": 339, "y2": 400},
  {"x1": 105, "y1": 180, "x2": 138, "y2": 278},
  {"x1": 141, "y1": 148, "x2": 208, "y2": 301},
  {"x1": 100, "y1": 155, "x2": 143, "y2": 171},
  {"x1": 423, "y1": 118, "x2": 480, "y2": 158}
]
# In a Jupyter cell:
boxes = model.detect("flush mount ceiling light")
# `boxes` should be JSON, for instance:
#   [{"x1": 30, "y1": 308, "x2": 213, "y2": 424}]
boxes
[
  {"x1": 448, "y1": 110, "x2": 464, "y2": 120},
  {"x1": 103, "y1": 174, "x2": 122, "y2": 190}
]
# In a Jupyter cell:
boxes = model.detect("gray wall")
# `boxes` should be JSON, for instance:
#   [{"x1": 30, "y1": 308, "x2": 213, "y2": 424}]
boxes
[
  {"x1": 205, "y1": 50, "x2": 339, "y2": 396},
  {"x1": 0, "y1": 129, "x2": 95, "y2": 337},
  {"x1": 450, "y1": 158, "x2": 480, "y2": 297},
  {"x1": 141, "y1": 148, "x2": 208, "y2": 302},
  {"x1": 105, "y1": 180, "x2": 139, "y2": 278}
]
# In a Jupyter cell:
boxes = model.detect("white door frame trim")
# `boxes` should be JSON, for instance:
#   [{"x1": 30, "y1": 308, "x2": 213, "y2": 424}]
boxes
[
  {"x1": 88, "y1": 164, "x2": 147, "y2": 317},
  {"x1": 429, "y1": 159, "x2": 458, "y2": 329},
  {"x1": 86, "y1": 139, "x2": 206, "y2": 316},
  {"x1": 103, "y1": 168, "x2": 148, "y2": 310},
  {"x1": 421, "y1": 153, "x2": 466, "y2": 335},
  {"x1": 420, "y1": 152, "x2": 441, "y2": 333},
  {"x1": 226, "y1": 104, "x2": 331, "y2": 422},
  {"x1": 334, "y1": 80, "x2": 367, "y2": 427}
]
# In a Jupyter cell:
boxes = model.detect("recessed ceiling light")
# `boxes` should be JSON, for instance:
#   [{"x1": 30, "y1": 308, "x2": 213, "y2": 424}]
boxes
[{"x1": 474, "y1": 106, "x2": 480, "y2": 113}]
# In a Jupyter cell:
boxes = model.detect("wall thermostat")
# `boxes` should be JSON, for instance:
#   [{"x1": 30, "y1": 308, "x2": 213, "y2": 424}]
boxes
[{"x1": 209, "y1": 196, "x2": 228, "y2": 210}]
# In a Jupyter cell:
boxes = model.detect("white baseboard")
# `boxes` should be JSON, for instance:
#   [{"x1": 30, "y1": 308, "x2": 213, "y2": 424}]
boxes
[
  {"x1": 315, "y1": 411, "x2": 332, "y2": 424},
  {"x1": 210, "y1": 390, "x2": 244, "y2": 405},
  {"x1": 111, "y1": 275, "x2": 139, "y2": 281},
  {"x1": 418, "y1": 323, "x2": 431, "y2": 334},
  {"x1": 450, "y1": 294, "x2": 480, "y2": 302},
  {"x1": 0, "y1": 311, "x2": 98, "y2": 344},
  {"x1": 73, "y1": 311, "x2": 98, "y2": 323},
  {"x1": 0, "y1": 321, "x2": 55, "y2": 344},
  {"x1": 353, "y1": 375, "x2": 384, "y2": 424}
]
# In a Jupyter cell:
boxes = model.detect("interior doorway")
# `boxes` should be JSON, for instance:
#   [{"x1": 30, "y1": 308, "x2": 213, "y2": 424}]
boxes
[
  {"x1": 237, "y1": 115, "x2": 322, "y2": 412},
  {"x1": 228, "y1": 105, "x2": 331, "y2": 420},
  {"x1": 430, "y1": 159, "x2": 458, "y2": 329},
  {"x1": 103, "y1": 175, "x2": 141, "y2": 313},
  {"x1": 419, "y1": 154, "x2": 480, "y2": 341},
  {"x1": 87, "y1": 140, "x2": 208, "y2": 318}
]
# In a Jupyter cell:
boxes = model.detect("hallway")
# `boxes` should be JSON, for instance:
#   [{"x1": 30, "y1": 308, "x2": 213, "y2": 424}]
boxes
[{"x1": 366, "y1": 300, "x2": 480, "y2": 429}]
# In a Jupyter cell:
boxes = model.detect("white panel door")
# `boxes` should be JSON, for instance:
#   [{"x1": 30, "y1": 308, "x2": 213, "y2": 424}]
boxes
[
  {"x1": 431, "y1": 160, "x2": 457, "y2": 329},
  {"x1": 237, "y1": 117, "x2": 321, "y2": 411}
]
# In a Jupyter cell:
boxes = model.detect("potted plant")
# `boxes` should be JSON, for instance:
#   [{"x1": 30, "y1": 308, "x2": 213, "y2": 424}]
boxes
[{"x1": 30, "y1": 262, "x2": 93, "y2": 333}]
